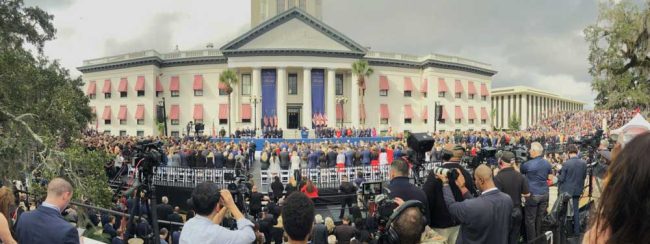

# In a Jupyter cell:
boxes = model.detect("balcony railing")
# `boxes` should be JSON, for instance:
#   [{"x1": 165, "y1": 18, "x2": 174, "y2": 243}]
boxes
[{"x1": 82, "y1": 49, "x2": 223, "y2": 66}]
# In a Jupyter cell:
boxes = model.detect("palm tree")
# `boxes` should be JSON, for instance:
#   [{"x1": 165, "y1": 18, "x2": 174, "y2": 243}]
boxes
[
  {"x1": 219, "y1": 69, "x2": 238, "y2": 136},
  {"x1": 351, "y1": 60, "x2": 373, "y2": 124}
]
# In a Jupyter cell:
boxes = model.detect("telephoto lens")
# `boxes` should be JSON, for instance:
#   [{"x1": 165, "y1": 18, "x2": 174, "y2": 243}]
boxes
[{"x1": 432, "y1": 167, "x2": 449, "y2": 176}]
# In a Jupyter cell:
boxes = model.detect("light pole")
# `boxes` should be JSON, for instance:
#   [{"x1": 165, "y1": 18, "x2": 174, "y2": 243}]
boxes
[
  {"x1": 250, "y1": 95, "x2": 262, "y2": 136},
  {"x1": 335, "y1": 96, "x2": 348, "y2": 128}
]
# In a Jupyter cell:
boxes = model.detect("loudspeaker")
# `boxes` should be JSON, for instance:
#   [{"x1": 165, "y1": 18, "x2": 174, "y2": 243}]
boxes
[
  {"x1": 156, "y1": 105, "x2": 165, "y2": 123},
  {"x1": 436, "y1": 105, "x2": 443, "y2": 121},
  {"x1": 407, "y1": 133, "x2": 435, "y2": 153}
]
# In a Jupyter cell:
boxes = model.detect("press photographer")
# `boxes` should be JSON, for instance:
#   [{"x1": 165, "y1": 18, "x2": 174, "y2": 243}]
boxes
[
  {"x1": 179, "y1": 181, "x2": 255, "y2": 244},
  {"x1": 494, "y1": 151, "x2": 530, "y2": 244}
]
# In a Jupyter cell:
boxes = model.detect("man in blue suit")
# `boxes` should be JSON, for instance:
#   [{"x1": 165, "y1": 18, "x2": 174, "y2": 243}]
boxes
[
  {"x1": 16, "y1": 177, "x2": 80, "y2": 244},
  {"x1": 558, "y1": 144, "x2": 587, "y2": 234},
  {"x1": 440, "y1": 165, "x2": 512, "y2": 244},
  {"x1": 361, "y1": 146, "x2": 371, "y2": 165}
]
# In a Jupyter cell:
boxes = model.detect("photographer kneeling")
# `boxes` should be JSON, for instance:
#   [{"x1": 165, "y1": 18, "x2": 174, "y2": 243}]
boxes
[{"x1": 180, "y1": 182, "x2": 255, "y2": 244}]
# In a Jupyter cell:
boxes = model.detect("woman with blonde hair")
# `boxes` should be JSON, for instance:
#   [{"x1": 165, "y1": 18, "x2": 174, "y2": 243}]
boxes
[
  {"x1": 324, "y1": 217, "x2": 335, "y2": 235},
  {"x1": 0, "y1": 187, "x2": 17, "y2": 244}
]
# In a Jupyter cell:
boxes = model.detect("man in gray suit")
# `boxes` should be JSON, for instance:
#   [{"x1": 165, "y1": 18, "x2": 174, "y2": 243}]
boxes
[
  {"x1": 557, "y1": 144, "x2": 587, "y2": 234},
  {"x1": 439, "y1": 164, "x2": 512, "y2": 244}
]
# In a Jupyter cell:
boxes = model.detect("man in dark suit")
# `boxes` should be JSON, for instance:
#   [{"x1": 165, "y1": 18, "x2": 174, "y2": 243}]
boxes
[
  {"x1": 495, "y1": 151, "x2": 530, "y2": 244},
  {"x1": 103, "y1": 215, "x2": 118, "y2": 239},
  {"x1": 157, "y1": 196, "x2": 173, "y2": 221},
  {"x1": 338, "y1": 175, "x2": 357, "y2": 219},
  {"x1": 387, "y1": 159, "x2": 428, "y2": 210},
  {"x1": 327, "y1": 148, "x2": 338, "y2": 168},
  {"x1": 557, "y1": 144, "x2": 587, "y2": 234},
  {"x1": 440, "y1": 164, "x2": 512, "y2": 244},
  {"x1": 15, "y1": 178, "x2": 80, "y2": 244},
  {"x1": 248, "y1": 185, "x2": 264, "y2": 219},
  {"x1": 167, "y1": 206, "x2": 184, "y2": 233},
  {"x1": 279, "y1": 148, "x2": 290, "y2": 170}
]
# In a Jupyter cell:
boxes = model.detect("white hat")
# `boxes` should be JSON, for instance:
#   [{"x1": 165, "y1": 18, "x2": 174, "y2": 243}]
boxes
[{"x1": 611, "y1": 113, "x2": 650, "y2": 135}]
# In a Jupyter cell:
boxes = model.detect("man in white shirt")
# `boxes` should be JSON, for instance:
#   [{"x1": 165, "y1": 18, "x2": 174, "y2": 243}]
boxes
[{"x1": 180, "y1": 182, "x2": 255, "y2": 244}]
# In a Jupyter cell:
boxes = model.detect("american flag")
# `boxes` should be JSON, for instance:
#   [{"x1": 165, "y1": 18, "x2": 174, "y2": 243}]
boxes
[
  {"x1": 274, "y1": 115, "x2": 279, "y2": 127},
  {"x1": 263, "y1": 115, "x2": 269, "y2": 127}
]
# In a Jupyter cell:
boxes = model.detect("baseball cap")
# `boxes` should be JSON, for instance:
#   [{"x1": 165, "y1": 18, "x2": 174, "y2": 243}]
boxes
[{"x1": 500, "y1": 151, "x2": 515, "y2": 164}]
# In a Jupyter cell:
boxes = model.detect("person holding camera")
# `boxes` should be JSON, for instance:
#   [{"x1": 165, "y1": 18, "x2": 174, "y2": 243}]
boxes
[
  {"x1": 439, "y1": 165, "x2": 512, "y2": 244},
  {"x1": 387, "y1": 159, "x2": 428, "y2": 208},
  {"x1": 180, "y1": 182, "x2": 255, "y2": 244},
  {"x1": 557, "y1": 144, "x2": 587, "y2": 235},
  {"x1": 520, "y1": 142, "x2": 553, "y2": 244},
  {"x1": 494, "y1": 151, "x2": 530, "y2": 244}
]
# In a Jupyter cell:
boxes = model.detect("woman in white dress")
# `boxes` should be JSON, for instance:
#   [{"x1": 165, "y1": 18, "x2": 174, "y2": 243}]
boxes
[
  {"x1": 269, "y1": 152, "x2": 281, "y2": 176},
  {"x1": 290, "y1": 150, "x2": 301, "y2": 172},
  {"x1": 379, "y1": 148, "x2": 388, "y2": 166}
]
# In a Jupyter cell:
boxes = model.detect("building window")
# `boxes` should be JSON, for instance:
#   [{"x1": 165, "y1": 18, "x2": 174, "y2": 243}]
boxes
[
  {"x1": 156, "y1": 91, "x2": 163, "y2": 97},
  {"x1": 137, "y1": 119, "x2": 144, "y2": 125},
  {"x1": 242, "y1": 118, "x2": 251, "y2": 123},
  {"x1": 439, "y1": 119, "x2": 445, "y2": 124},
  {"x1": 104, "y1": 119, "x2": 111, "y2": 125},
  {"x1": 194, "y1": 90, "x2": 203, "y2": 96},
  {"x1": 103, "y1": 130, "x2": 111, "y2": 135},
  {"x1": 482, "y1": 95, "x2": 487, "y2": 101},
  {"x1": 380, "y1": 118, "x2": 388, "y2": 124},
  {"x1": 335, "y1": 74, "x2": 344, "y2": 95},
  {"x1": 469, "y1": 119, "x2": 475, "y2": 124},
  {"x1": 137, "y1": 90, "x2": 145, "y2": 97},
  {"x1": 171, "y1": 91, "x2": 179, "y2": 97},
  {"x1": 404, "y1": 91, "x2": 412, "y2": 97},
  {"x1": 219, "y1": 88, "x2": 228, "y2": 96},
  {"x1": 119, "y1": 130, "x2": 127, "y2": 136},
  {"x1": 120, "y1": 91, "x2": 127, "y2": 98},
  {"x1": 120, "y1": 119, "x2": 126, "y2": 125},
  {"x1": 105, "y1": 93, "x2": 111, "y2": 99},
  {"x1": 241, "y1": 74, "x2": 251, "y2": 95},
  {"x1": 137, "y1": 131, "x2": 144, "y2": 137},
  {"x1": 379, "y1": 90, "x2": 388, "y2": 96},
  {"x1": 194, "y1": 119, "x2": 203, "y2": 124},
  {"x1": 481, "y1": 119, "x2": 487, "y2": 124},
  {"x1": 89, "y1": 94, "x2": 96, "y2": 99},
  {"x1": 469, "y1": 94, "x2": 474, "y2": 99},
  {"x1": 171, "y1": 131, "x2": 179, "y2": 137},
  {"x1": 455, "y1": 119, "x2": 461, "y2": 124},
  {"x1": 455, "y1": 92, "x2": 461, "y2": 98},
  {"x1": 424, "y1": 119, "x2": 428, "y2": 124},
  {"x1": 219, "y1": 119, "x2": 228, "y2": 125},
  {"x1": 423, "y1": 92, "x2": 427, "y2": 98},
  {"x1": 171, "y1": 119, "x2": 179, "y2": 125},
  {"x1": 288, "y1": 73, "x2": 297, "y2": 95},
  {"x1": 404, "y1": 118, "x2": 412, "y2": 124},
  {"x1": 438, "y1": 92, "x2": 445, "y2": 98}
]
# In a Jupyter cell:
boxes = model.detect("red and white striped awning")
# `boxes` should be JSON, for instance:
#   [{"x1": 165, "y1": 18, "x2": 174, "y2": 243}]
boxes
[
  {"x1": 241, "y1": 104, "x2": 252, "y2": 120},
  {"x1": 454, "y1": 80, "x2": 463, "y2": 94},
  {"x1": 455, "y1": 106, "x2": 463, "y2": 120},
  {"x1": 118, "y1": 105, "x2": 127, "y2": 120},
  {"x1": 102, "y1": 106, "x2": 112, "y2": 120},
  {"x1": 194, "y1": 104, "x2": 204, "y2": 120},
  {"x1": 480, "y1": 83, "x2": 489, "y2": 96},
  {"x1": 193, "y1": 75, "x2": 203, "y2": 90},
  {"x1": 468, "y1": 106, "x2": 477, "y2": 120},
  {"x1": 481, "y1": 107, "x2": 489, "y2": 120},
  {"x1": 438, "y1": 78, "x2": 448, "y2": 93},
  {"x1": 403, "y1": 77, "x2": 413, "y2": 92},
  {"x1": 420, "y1": 79, "x2": 428, "y2": 93},
  {"x1": 441, "y1": 106, "x2": 449, "y2": 120},
  {"x1": 118, "y1": 78, "x2": 128, "y2": 92},
  {"x1": 422, "y1": 106, "x2": 428, "y2": 120},
  {"x1": 170, "y1": 76, "x2": 180, "y2": 92},
  {"x1": 219, "y1": 104, "x2": 229, "y2": 119},
  {"x1": 169, "y1": 105, "x2": 179, "y2": 120},
  {"x1": 467, "y1": 81, "x2": 476, "y2": 95},
  {"x1": 404, "y1": 104, "x2": 414, "y2": 119},
  {"x1": 379, "y1": 75, "x2": 389, "y2": 90},
  {"x1": 87, "y1": 81, "x2": 96, "y2": 95},
  {"x1": 380, "y1": 104, "x2": 389, "y2": 119},
  {"x1": 135, "y1": 104, "x2": 145, "y2": 120},
  {"x1": 336, "y1": 103, "x2": 343, "y2": 120},
  {"x1": 135, "y1": 76, "x2": 145, "y2": 91},
  {"x1": 102, "y1": 79, "x2": 112, "y2": 93},
  {"x1": 156, "y1": 76, "x2": 164, "y2": 92}
]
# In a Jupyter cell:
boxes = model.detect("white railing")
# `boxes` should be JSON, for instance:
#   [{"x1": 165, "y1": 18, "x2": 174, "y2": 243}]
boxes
[
  {"x1": 83, "y1": 49, "x2": 223, "y2": 66},
  {"x1": 366, "y1": 51, "x2": 493, "y2": 70}
]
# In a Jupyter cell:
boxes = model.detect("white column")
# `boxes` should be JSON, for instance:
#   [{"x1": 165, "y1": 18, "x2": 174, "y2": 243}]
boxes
[
  {"x1": 505, "y1": 95, "x2": 510, "y2": 128},
  {"x1": 302, "y1": 67, "x2": 312, "y2": 128},
  {"x1": 350, "y1": 72, "x2": 360, "y2": 127},
  {"x1": 522, "y1": 95, "x2": 529, "y2": 129},
  {"x1": 232, "y1": 70, "x2": 240, "y2": 130},
  {"x1": 326, "y1": 68, "x2": 336, "y2": 127},
  {"x1": 252, "y1": 67, "x2": 261, "y2": 131},
  {"x1": 277, "y1": 67, "x2": 287, "y2": 129}
]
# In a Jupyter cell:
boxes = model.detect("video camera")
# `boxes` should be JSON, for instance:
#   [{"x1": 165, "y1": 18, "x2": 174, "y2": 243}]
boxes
[
  {"x1": 497, "y1": 145, "x2": 530, "y2": 164},
  {"x1": 132, "y1": 140, "x2": 164, "y2": 177},
  {"x1": 577, "y1": 129, "x2": 604, "y2": 150}
]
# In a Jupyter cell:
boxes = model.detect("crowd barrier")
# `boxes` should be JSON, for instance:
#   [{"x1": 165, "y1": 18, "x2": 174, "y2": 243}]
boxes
[
  {"x1": 209, "y1": 136, "x2": 396, "y2": 152},
  {"x1": 122, "y1": 166, "x2": 238, "y2": 189}
]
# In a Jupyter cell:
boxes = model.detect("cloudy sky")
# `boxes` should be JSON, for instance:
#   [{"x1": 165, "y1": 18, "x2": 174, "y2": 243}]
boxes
[{"x1": 28, "y1": 0, "x2": 599, "y2": 107}]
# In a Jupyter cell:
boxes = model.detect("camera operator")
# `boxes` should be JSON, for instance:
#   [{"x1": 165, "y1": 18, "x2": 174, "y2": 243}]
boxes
[
  {"x1": 494, "y1": 151, "x2": 530, "y2": 244},
  {"x1": 557, "y1": 144, "x2": 587, "y2": 235},
  {"x1": 387, "y1": 159, "x2": 428, "y2": 208},
  {"x1": 421, "y1": 144, "x2": 476, "y2": 244},
  {"x1": 439, "y1": 165, "x2": 512, "y2": 244},
  {"x1": 381, "y1": 198, "x2": 427, "y2": 244},
  {"x1": 520, "y1": 142, "x2": 553, "y2": 244},
  {"x1": 180, "y1": 182, "x2": 255, "y2": 244},
  {"x1": 338, "y1": 175, "x2": 357, "y2": 220}
]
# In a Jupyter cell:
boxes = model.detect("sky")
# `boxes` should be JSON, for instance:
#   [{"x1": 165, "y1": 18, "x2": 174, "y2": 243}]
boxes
[{"x1": 27, "y1": 0, "x2": 599, "y2": 108}]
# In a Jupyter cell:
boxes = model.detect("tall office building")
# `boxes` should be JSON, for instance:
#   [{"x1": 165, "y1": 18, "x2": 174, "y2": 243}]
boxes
[{"x1": 251, "y1": 0, "x2": 322, "y2": 27}]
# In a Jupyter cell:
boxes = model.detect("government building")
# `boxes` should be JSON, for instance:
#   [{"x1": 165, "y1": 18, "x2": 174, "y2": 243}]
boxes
[
  {"x1": 79, "y1": 6, "x2": 497, "y2": 137},
  {"x1": 491, "y1": 86, "x2": 585, "y2": 130}
]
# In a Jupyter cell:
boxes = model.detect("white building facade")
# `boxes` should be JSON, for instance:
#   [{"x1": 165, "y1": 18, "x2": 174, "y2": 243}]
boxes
[
  {"x1": 79, "y1": 8, "x2": 497, "y2": 137},
  {"x1": 491, "y1": 86, "x2": 585, "y2": 130}
]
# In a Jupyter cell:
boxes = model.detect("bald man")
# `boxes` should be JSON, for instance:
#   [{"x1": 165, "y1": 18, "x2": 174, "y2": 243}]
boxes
[
  {"x1": 439, "y1": 165, "x2": 512, "y2": 244},
  {"x1": 16, "y1": 177, "x2": 80, "y2": 244}
]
